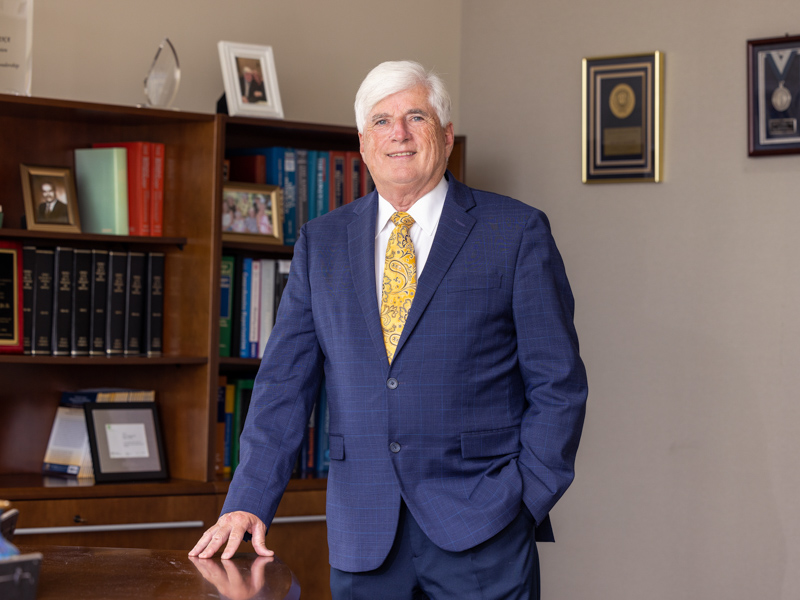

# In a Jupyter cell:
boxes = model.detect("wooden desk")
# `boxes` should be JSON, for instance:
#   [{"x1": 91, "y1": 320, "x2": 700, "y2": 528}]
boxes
[{"x1": 18, "y1": 545, "x2": 301, "y2": 600}]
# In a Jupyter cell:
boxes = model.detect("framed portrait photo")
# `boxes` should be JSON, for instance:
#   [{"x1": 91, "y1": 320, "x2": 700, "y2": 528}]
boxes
[
  {"x1": 221, "y1": 183, "x2": 284, "y2": 245},
  {"x1": 218, "y1": 41, "x2": 283, "y2": 119},
  {"x1": 84, "y1": 402, "x2": 168, "y2": 483},
  {"x1": 748, "y1": 35, "x2": 800, "y2": 156},
  {"x1": 20, "y1": 165, "x2": 82, "y2": 233},
  {"x1": 582, "y1": 51, "x2": 665, "y2": 183}
]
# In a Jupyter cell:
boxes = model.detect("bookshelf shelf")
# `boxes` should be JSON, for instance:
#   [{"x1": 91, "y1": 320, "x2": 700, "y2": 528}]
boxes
[
  {"x1": 0, "y1": 228, "x2": 187, "y2": 249},
  {"x1": 0, "y1": 355, "x2": 207, "y2": 366}
]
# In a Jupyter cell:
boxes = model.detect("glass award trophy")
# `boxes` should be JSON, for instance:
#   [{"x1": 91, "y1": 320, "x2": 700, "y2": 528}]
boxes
[
  {"x1": 0, "y1": 0, "x2": 34, "y2": 95},
  {"x1": 143, "y1": 38, "x2": 180, "y2": 109}
]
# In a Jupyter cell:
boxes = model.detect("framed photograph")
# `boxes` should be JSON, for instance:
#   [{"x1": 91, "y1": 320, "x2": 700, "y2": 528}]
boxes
[
  {"x1": 582, "y1": 51, "x2": 664, "y2": 183},
  {"x1": 748, "y1": 35, "x2": 800, "y2": 156},
  {"x1": 221, "y1": 183, "x2": 284, "y2": 245},
  {"x1": 83, "y1": 402, "x2": 168, "y2": 483},
  {"x1": 218, "y1": 41, "x2": 284, "y2": 119},
  {"x1": 20, "y1": 165, "x2": 82, "y2": 233}
]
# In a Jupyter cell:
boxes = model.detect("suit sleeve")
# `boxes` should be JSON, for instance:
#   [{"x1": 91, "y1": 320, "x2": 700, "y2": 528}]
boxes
[
  {"x1": 221, "y1": 225, "x2": 324, "y2": 525},
  {"x1": 513, "y1": 210, "x2": 588, "y2": 526}
]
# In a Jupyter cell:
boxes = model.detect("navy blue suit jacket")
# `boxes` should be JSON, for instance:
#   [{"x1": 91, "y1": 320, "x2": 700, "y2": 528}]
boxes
[{"x1": 223, "y1": 174, "x2": 588, "y2": 572}]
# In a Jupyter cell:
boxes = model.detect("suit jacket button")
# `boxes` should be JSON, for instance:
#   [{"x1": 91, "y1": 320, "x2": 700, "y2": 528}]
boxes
[
  {"x1": 386, "y1": 378, "x2": 398, "y2": 389},
  {"x1": 389, "y1": 442, "x2": 401, "y2": 453}
]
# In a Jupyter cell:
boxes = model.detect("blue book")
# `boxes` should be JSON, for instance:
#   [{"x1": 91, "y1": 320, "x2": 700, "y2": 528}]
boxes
[
  {"x1": 282, "y1": 148, "x2": 297, "y2": 245},
  {"x1": 239, "y1": 258, "x2": 252, "y2": 358},
  {"x1": 306, "y1": 150, "x2": 318, "y2": 222},
  {"x1": 316, "y1": 151, "x2": 330, "y2": 217}
]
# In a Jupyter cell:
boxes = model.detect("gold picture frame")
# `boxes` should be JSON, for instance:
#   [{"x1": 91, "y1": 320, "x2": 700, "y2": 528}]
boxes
[
  {"x1": 582, "y1": 51, "x2": 664, "y2": 183},
  {"x1": 20, "y1": 165, "x2": 82, "y2": 232},
  {"x1": 221, "y1": 183, "x2": 284, "y2": 246}
]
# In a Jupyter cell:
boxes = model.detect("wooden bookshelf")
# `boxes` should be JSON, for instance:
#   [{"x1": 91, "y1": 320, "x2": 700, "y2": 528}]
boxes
[{"x1": 0, "y1": 94, "x2": 465, "y2": 600}]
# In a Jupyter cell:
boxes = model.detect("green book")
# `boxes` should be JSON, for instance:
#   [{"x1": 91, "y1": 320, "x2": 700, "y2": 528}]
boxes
[
  {"x1": 231, "y1": 378, "x2": 255, "y2": 474},
  {"x1": 74, "y1": 147, "x2": 129, "y2": 235},
  {"x1": 219, "y1": 255, "x2": 235, "y2": 357}
]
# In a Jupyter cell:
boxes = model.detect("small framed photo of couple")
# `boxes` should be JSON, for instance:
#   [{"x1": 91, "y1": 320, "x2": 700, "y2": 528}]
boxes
[
  {"x1": 20, "y1": 165, "x2": 82, "y2": 233},
  {"x1": 218, "y1": 41, "x2": 284, "y2": 119},
  {"x1": 221, "y1": 183, "x2": 284, "y2": 246}
]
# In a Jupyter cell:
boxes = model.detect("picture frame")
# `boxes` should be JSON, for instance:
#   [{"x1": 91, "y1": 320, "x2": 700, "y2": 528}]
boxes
[
  {"x1": 748, "y1": 35, "x2": 800, "y2": 156},
  {"x1": 83, "y1": 402, "x2": 168, "y2": 483},
  {"x1": 221, "y1": 183, "x2": 284, "y2": 245},
  {"x1": 0, "y1": 240, "x2": 23, "y2": 354},
  {"x1": 582, "y1": 51, "x2": 664, "y2": 183},
  {"x1": 218, "y1": 41, "x2": 284, "y2": 119},
  {"x1": 20, "y1": 165, "x2": 82, "y2": 233}
]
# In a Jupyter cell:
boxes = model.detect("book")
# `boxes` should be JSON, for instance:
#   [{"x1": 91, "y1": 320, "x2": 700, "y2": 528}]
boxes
[
  {"x1": 71, "y1": 249, "x2": 92, "y2": 356},
  {"x1": 0, "y1": 240, "x2": 23, "y2": 354},
  {"x1": 239, "y1": 258, "x2": 252, "y2": 359},
  {"x1": 345, "y1": 151, "x2": 363, "y2": 204},
  {"x1": 105, "y1": 251, "x2": 127, "y2": 355},
  {"x1": 295, "y1": 148, "x2": 309, "y2": 230},
  {"x1": 248, "y1": 258, "x2": 261, "y2": 358},
  {"x1": 74, "y1": 147, "x2": 129, "y2": 235},
  {"x1": 258, "y1": 258, "x2": 276, "y2": 357},
  {"x1": 228, "y1": 154, "x2": 266, "y2": 183},
  {"x1": 89, "y1": 249, "x2": 109, "y2": 356},
  {"x1": 283, "y1": 148, "x2": 298, "y2": 245},
  {"x1": 151, "y1": 143, "x2": 165, "y2": 236},
  {"x1": 315, "y1": 151, "x2": 330, "y2": 218},
  {"x1": 231, "y1": 378, "x2": 255, "y2": 474},
  {"x1": 42, "y1": 406, "x2": 93, "y2": 478},
  {"x1": 124, "y1": 251, "x2": 146, "y2": 356},
  {"x1": 219, "y1": 255, "x2": 235, "y2": 357},
  {"x1": 31, "y1": 247, "x2": 55, "y2": 356},
  {"x1": 224, "y1": 382, "x2": 236, "y2": 478},
  {"x1": 21, "y1": 245, "x2": 35, "y2": 354},
  {"x1": 145, "y1": 252, "x2": 164, "y2": 357},
  {"x1": 60, "y1": 388, "x2": 156, "y2": 406},
  {"x1": 93, "y1": 141, "x2": 152, "y2": 236},
  {"x1": 275, "y1": 259, "x2": 291, "y2": 315},
  {"x1": 306, "y1": 150, "x2": 318, "y2": 222},
  {"x1": 216, "y1": 376, "x2": 227, "y2": 476},
  {"x1": 329, "y1": 150, "x2": 346, "y2": 211},
  {"x1": 51, "y1": 246, "x2": 74, "y2": 356}
]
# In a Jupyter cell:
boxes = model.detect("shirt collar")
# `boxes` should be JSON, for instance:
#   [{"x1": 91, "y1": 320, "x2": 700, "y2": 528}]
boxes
[{"x1": 375, "y1": 176, "x2": 449, "y2": 239}]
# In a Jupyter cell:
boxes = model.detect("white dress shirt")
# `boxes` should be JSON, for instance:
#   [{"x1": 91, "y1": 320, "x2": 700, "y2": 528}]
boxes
[{"x1": 374, "y1": 176, "x2": 449, "y2": 306}]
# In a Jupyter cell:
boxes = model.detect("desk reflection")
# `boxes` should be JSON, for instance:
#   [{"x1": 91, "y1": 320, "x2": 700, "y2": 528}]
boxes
[{"x1": 190, "y1": 554, "x2": 301, "y2": 600}]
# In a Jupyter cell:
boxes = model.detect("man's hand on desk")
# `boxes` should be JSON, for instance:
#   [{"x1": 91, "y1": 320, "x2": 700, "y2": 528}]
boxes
[{"x1": 189, "y1": 510, "x2": 274, "y2": 559}]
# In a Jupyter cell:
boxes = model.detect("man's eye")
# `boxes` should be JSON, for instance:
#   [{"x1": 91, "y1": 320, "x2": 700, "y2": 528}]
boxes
[{"x1": 375, "y1": 119, "x2": 388, "y2": 126}]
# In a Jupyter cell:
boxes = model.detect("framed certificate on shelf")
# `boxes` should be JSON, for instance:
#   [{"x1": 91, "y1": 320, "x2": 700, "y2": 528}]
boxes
[
  {"x1": 582, "y1": 51, "x2": 665, "y2": 183},
  {"x1": 748, "y1": 35, "x2": 800, "y2": 156}
]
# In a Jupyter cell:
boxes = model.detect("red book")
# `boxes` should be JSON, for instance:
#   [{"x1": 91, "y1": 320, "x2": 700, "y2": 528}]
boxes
[
  {"x1": 228, "y1": 155, "x2": 266, "y2": 184},
  {"x1": 329, "y1": 150, "x2": 346, "y2": 212},
  {"x1": 151, "y1": 143, "x2": 165, "y2": 236},
  {"x1": 0, "y1": 241, "x2": 24, "y2": 354},
  {"x1": 93, "y1": 142, "x2": 152, "y2": 236}
]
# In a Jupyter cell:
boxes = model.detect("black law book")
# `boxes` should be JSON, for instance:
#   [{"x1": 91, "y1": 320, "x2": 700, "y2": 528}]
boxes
[
  {"x1": 145, "y1": 252, "x2": 165, "y2": 357},
  {"x1": 22, "y1": 245, "x2": 36, "y2": 354},
  {"x1": 31, "y1": 248, "x2": 55, "y2": 356},
  {"x1": 89, "y1": 249, "x2": 109, "y2": 356},
  {"x1": 51, "y1": 246, "x2": 74, "y2": 356},
  {"x1": 124, "y1": 251, "x2": 145, "y2": 356},
  {"x1": 71, "y1": 249, "x2": 92, "y2": 356},
  {"x1": 105, "y1": 250, "x2": 127, "y2": 356}
]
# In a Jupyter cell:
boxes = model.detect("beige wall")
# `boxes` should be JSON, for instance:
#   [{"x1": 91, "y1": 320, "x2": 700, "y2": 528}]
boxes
[
  {"x1": 28, "y1": 0, "x2": 800, "y2": 597},
  {"x1": 31, "y1": 0, "x2": 461, "y2": 128},
  {"x1": 461, "y1": 1, "x2": 800, "y2": 598}
]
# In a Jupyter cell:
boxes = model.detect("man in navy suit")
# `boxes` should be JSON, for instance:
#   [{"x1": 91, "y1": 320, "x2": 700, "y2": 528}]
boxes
[{"x1": 191, "y1": 60, "x2": 588, "y2": 599}]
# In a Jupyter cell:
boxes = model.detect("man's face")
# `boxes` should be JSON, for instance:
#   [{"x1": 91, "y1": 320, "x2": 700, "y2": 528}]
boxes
[
  {"x1": 41, "y1": 183, "x2": 55, "y2": 202},
  {"x1": 243, "y1": 71, "x2": 253, "y2": 82},
  {"x1": 359, "y1": 84, "x2": 454, "y2": 200}
]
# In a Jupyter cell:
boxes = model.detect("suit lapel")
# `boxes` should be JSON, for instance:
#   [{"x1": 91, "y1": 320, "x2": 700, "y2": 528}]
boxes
[
  {"x1": 392, "y1": 175, "x2": 476, "y2": 361},
  {"x1": 348, "y1": 192, "x2": 388, "y2": 364}
]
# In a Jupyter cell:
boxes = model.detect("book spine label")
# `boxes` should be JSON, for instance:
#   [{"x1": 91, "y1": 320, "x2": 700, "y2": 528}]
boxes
[
  {"x1": 145, "y1": 252, "x2": 165, "y2": 357},
  {"x1": 124, "y1": 252, "x2": 146, "y2": 355},
  {"x1": 105, "y1": 251, "x2": 127, "y2": 355},
  {"x1": 89, "y1": 250, "x2": 109, "y2": 356},
  {"x1": 32, "y1": 248, "x2": 55, "y2": 355},
  {"x1": 22, "y1": 245, "x2": 36, "y2": 354},
  {"x1": 52, "y1": 246, "x2": 74, "y2": 355},
  {"x1": 71, "y1": 250, "x2": 92, "y2": 356}
]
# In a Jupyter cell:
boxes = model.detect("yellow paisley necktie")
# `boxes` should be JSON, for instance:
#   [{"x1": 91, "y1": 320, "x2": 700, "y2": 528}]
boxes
[{"x1": 380, "y1": 212, "x2": 417, "y2": 363}]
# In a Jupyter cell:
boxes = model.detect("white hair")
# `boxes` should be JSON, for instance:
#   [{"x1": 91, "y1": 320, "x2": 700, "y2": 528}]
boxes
[{"x1": 354, "y1": 60, "x2": 451, "y2": 134}]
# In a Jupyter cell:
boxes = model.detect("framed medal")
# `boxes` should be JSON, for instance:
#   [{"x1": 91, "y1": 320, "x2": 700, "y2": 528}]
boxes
[
  {"x1": 748, "y1": 35, "x2": 800, "y2": 156},
  {"x1": 582, "y1": 51, "x2": 664, "y2": 183}
]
